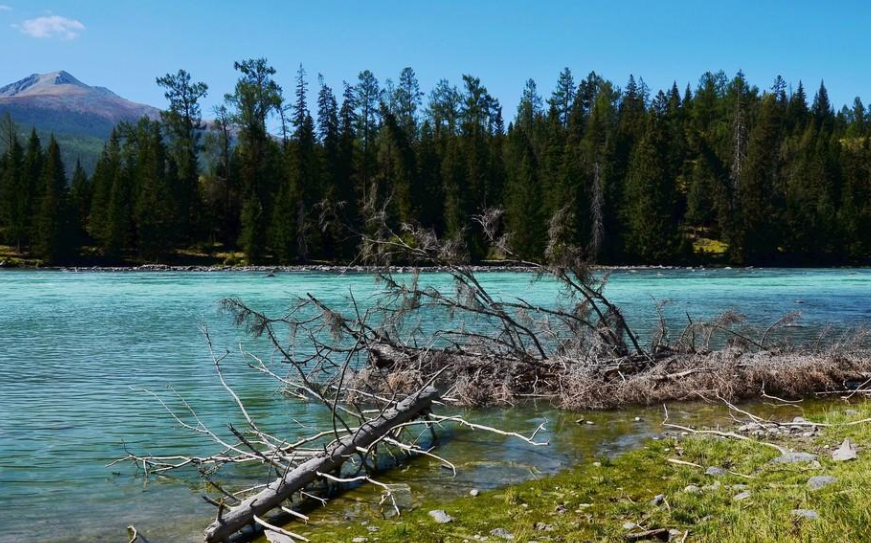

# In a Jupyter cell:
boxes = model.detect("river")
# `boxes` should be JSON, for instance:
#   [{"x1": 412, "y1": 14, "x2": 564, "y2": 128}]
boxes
[{"x1": 0, "y1": 268, "x2": 868, "y2": 542}]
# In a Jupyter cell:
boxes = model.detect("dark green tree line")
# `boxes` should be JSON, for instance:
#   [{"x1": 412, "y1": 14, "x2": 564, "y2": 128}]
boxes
[{"x1": 2, "y1": 66, "x2": 871, "y2": 266}]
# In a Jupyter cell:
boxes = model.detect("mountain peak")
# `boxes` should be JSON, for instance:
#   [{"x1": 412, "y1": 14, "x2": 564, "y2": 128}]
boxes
[
  {"x1": 0, "y1": 71, "x2": 98, "y2": 98},
  {"x1": 0, "y1": 70, "x2": 161, "y2": 142}
]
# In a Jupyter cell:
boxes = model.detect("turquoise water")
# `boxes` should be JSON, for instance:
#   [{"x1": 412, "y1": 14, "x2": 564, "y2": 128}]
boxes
[{"x1": 0, "y1": 268, "x2": 869, "y2": 542}]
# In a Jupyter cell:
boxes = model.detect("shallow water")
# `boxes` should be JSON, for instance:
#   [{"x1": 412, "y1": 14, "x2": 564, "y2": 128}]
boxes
[{"x1": 0, "y1": 268, "x2": 869, "y2": 542}]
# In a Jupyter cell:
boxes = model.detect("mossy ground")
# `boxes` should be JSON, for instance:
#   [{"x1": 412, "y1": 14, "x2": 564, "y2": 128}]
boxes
[{"x1": 310, "y1": 402, "x2": 871, "y2": 542}]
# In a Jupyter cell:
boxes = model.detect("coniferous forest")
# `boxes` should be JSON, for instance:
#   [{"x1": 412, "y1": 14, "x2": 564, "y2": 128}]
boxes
[{"x1": 1, "y1": 62, "x2": 870, "y2": 266}]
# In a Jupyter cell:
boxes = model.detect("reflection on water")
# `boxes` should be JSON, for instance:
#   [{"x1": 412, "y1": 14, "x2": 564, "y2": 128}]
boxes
[{"x1": 0, "y1": 268, "x2": 868, "y2": 542}]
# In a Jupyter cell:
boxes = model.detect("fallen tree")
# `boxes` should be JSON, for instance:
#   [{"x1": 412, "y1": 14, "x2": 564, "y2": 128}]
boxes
[{"x1": 203, "y1": 386, "x2": 440, "y2": 542}]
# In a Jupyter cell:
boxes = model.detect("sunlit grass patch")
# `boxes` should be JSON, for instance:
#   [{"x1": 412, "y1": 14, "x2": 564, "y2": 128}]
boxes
[{"x1": 324, "y1": 402, "x2": 871, "y2": 543}]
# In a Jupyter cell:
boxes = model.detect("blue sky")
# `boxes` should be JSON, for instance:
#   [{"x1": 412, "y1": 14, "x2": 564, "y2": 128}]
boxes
[{"x1": 0, "y1": 1, "x2": 868, "y2": 118}]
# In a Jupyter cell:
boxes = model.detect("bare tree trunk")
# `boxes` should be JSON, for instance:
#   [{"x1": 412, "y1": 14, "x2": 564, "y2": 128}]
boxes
[{"x1": 203, "y1": 386, "x2": 440, "y2": 543}]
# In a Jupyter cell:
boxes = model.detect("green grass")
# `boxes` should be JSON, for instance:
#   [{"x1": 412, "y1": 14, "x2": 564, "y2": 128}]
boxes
[{"x1": 310, "y1": 402, "x2": 871, "y2": 542}]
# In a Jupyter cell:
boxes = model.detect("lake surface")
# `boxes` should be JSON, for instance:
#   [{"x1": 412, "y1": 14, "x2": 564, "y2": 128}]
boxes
[{"x1": 1, "y1": 268, "x2": 869, "y2": 542}]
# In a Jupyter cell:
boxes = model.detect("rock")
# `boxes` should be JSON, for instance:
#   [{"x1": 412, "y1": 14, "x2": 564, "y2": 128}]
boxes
[
  {"x1": 428, "y1": 510, "x2": 454, "y2": 524},
  {"x1": 351, "y1": 538, "x2": 368, "y2": 543},
  {"x1": 683, "y1": 484, "x2": 701, "y2": 494},
  {"x1": 793, "y1": 416, "x2": 807, "y2": 423},
  {"x1": 705, "y1": 466, "x2": 728, "y2": 477},
  {"x1": 469, "y1": 488, "x2": 480, "y2": 497},
  {"x1": 634, "y1": 416, "x2": 643, "y2": 422},
  {"x1": 807, "y1": 475, "x2": 837, "y2": 490},
  {"x1": 846, "y1": 409, "x2": 860, "y2": 417},
  {"x1": 669, "y1": 529, "x2": 683, "y2": 538},
  {"x1": 623, "y1": 522, "x2": 639, "y2": 530},
  {"x1": 791, "y1": 509, "x2": 819, "y2": 520},
  {"x1": 265, "y1": 531, "x2": 296, "y2": 543},
  {"x1": 367, "y1": 526, "x2": 379, "y2": 532},
  {"x1": 732, "y1": 490, "x2": 751, "y2": 501},
  {"x1": 772, "y1": 451, "x2": 818, "y2": 464},
  {"x1": 490, "y1": 527, "x2": 514, "y2": 539},
  {"x1": 649, "y1": 494, "x2": 665, "y2": 506},
  {"x1": 833, "y1": 438, "x2": 858, "y2": 462},
  {"x1": 534, "y1": 522, "x2": 555, "y2": 531}
]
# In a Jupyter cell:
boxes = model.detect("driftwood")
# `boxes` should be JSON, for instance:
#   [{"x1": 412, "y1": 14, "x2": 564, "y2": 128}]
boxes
[{"x1": 203, "y1": 386, "x2": 440, "y2": 542}]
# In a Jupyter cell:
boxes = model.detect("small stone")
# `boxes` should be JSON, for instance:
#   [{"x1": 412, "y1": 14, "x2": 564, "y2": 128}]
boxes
[
  {"x1": 733, "y1": 490, "x2": 751, "y2": 501},
  {"x1": 683, "y1": 484, "x2": 701, "y2": 494},
  {"x1": 470, "y1": 488, "x2": 480, "y2": 497},
  {"x1": 428, "y1": 510, "x2": 454, "y2": 524},
  {"x1": 535, "y1": 522, "x2": 554, "y2": 532},
  {"x1": 772, "y1": 451, "x2": 818, "y2": 464},
  {"x1": 705, "y1": 466, "x2": 728, "y2": 477},
  {"x1": 490, "y1": 527, "x2": 514, "y2": 540},
  {"x1": 351, "y1": 539, "x2": 368, "y2": 543},
  {"x1": 634, "y1": 416, "x2": 643, "y2": 422},
  {"x1": 592, "y1": 461, "x2": 602, "y2": 467},
  {"x1": 833, "y1": 438, "x2": 858, "y2": 462},
  {"x1": 793, "y1": 416, "x2": 807, "y2": 423},
  {"x1": 585, "y1": 420, "x2": 595, "y2": 425},
  {"x1": 807, "y1": 475, "x2": 837, "y2": 490},
  {"x1": 622, "y1": 522, "x2": 638, "y2": 531},
  {"x1": 669, "y1": 529, "x2": 683, "y2": 538},
  {"x1": 846, "y1": 409, "x2": 859, "y2": 417},
  {"x1": 367, "y1": 526, "x2": 379, "y2": 532},
  {"x1": 792, "y1": 509, "x2": 819, "y2": 520},
  {"x1": 649, "y1": 494, "x2": 665, "y2": 506}
]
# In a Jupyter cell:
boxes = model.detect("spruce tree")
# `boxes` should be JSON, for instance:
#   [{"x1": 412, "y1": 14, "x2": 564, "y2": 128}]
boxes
[{"x1": 34, "y1": 137, "x2": 72, "y2": 263}]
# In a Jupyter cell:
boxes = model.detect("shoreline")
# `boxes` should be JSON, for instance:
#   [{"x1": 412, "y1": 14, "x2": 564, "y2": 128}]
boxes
[{"x1": 1, "y1": 262, "x2": 868, "y2": 273}]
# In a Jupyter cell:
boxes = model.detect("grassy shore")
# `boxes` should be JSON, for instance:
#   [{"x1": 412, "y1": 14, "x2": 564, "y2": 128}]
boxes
[{"x1": 313, "y1": 402, "x2": 871, "y2": 543}]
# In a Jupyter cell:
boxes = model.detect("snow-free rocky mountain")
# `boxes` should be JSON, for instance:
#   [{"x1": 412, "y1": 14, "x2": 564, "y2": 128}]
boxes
[
  {"x1": 0, "y1": 70, "x2": 160, "y2": 138},
  {"x1": 0, "y1": 71, "x2": 161, "y2": 171}
]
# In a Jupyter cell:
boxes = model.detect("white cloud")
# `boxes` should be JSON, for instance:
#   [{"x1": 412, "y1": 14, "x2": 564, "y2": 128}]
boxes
[
  {"x1": 16, "y1": 15, "x2": 85, "y2": 39},
  {"x1": 0, "y1": 5, "x2": 13, "y2": 12}
]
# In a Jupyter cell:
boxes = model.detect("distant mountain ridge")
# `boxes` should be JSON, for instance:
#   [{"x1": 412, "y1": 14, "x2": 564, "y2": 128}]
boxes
[
  {"x1": 0, "y1": 71, "x2": 162, "y2": 172},
  {"x1": 0, "y1": 70, "x2": 161, "y2": 138}
]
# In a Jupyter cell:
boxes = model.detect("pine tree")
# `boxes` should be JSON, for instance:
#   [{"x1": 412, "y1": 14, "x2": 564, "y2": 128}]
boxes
[
  {"x1": 34, "y1": 137, "x2": 72, "y2": 263},
  {"x1": 69, "y1": 159, "x2": 91, "y2": 246},
  {"x1": 0, "y1": 114, "x2": 25, "y2": 251},
  {"x1": 156, "y1": 69, "x2": 208, "y2": 241},
  {"x1": 622, "y1": 94, "x2": 681, "y2": 263}
]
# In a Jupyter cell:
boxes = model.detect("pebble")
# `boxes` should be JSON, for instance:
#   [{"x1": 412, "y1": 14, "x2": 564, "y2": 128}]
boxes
[
  {"x1": 490, "y1": 527, "x2": 514, "y2": 540},
  {"x1": 733, "y1": 490, "x2": 752, "y2": 501},
  {"x1": 705, "y1": 466, "x2": 728, "y2": 477},
  {"x1": 535, "y1": 522, "x2": 555, "y2": 531},
  {"x1": 351, "y1": 538, "x2": 368, "y2": 543},
  {"x1": 771, "y1": 451, "x2": 818, "y2": 464},
  {"x1": 683, "y1": 484, "x2": 701, "y2": 494},
  {"x1": 428, "y1": 510, "x2": 454, "y2": 524},
  {"x1": 807, "y1": 475, "x2": 837, "y2": 490},
  {"x1": 791, "y1": 509, "x2": 819, "y2": 520},
  {"x1": 649, "y1": 494, "x2": 665, "y2": 507},
  {"x1": 470, "y1": 488, "x2": 480, "y2": 497},
  {"x1": 832, "y1": 438, "x2": 858, "y2": 462},
  {"x1": 623, "y1": 522, "x2": 638, "y2": 531}
]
